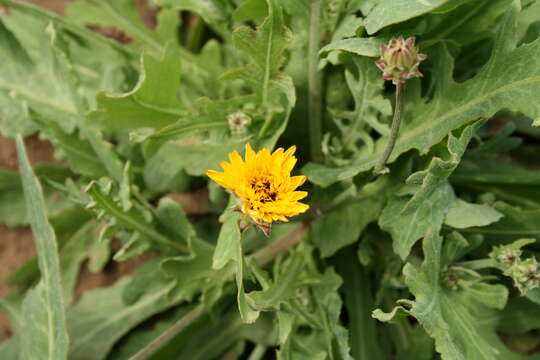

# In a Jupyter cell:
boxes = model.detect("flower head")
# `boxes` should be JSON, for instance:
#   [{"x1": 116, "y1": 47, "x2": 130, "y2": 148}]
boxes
[
  {"x1": 206, "y1": 144, "x2": 309, "y2": 225},
  {"x1": 376, "y1": 36, "x2": 427, "y2": 84}
]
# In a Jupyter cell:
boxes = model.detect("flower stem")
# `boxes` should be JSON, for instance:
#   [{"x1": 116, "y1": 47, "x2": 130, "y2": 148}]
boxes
[
  {"x1": 374, "y1": 82, "x2": 405, "y2": 174},
  {"x1": 128, "y1": 223, "x2": 308, "y2": 360},
  {"x1": 128, "y1": 304, "x2": 205, "y2": 360},
  {"x1": 308, "y1": 0, "x2": 323, "y2": 162}
]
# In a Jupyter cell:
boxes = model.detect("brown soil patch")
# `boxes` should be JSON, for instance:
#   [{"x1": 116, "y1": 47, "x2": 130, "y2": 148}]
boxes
[{"x1": 0, "y1": 135, "x2": 56, "y2": 170}]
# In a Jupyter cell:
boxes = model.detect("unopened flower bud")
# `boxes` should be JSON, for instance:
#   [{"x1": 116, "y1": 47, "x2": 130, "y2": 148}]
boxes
[
  {"x1": 505, "y1": 258, "x2": 540, "y2": 295},
  {"x1": 496, "y1": 248, "x2": 521, "y2": 265},
  {"x1": 376, "y1": 36, "x2": 427, "y2": 84},
  {"x1": 228, "y1": 111, "x2": 251, "y2": 136}
]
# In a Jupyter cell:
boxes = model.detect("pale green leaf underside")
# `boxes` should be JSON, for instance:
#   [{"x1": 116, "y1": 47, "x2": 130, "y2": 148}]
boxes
[
  {"x1": 364, "y1": 0, "x2": 450, "y2": 34},
  {"x1": 444, "y1": 199, "x2": 504, "y2": 229},
  {"x1": 319, "y1": 37, "x2": 387, "y2": 58},
  {"x1": 16, "y1": 136, "x2": 69, "y2": 360}
]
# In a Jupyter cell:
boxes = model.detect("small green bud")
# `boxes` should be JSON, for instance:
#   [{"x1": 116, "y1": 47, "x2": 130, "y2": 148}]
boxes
[
  {"x1": 376, "y1": 36, "x2": 427, "y2": 84},
  {"x1": 443, "y1": 269, "x2": 460, "y2": 290},
  {"x1": 495, "y1": 248, "x2": 521, "y2": 265},
  {"x1": 504, "y1": 258, "x2": 540, "y2": 295},
  {"x1": 228, "y1": 111, "x2": 251, "y2": 136}
]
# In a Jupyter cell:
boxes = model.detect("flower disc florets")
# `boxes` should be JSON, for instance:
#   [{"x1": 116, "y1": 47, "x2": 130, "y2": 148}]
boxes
[
  {"x1": 206, "y1": 144, "x2": 309, "y2": 225},
  {"x1": 376, "y1": 36, "x2": 427, "y2": 84}
]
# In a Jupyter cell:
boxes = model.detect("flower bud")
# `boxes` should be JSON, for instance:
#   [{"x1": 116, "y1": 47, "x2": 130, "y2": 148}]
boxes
[
  {"x1": 505, "y1": 258, "x2": 540, "y2": 295},
  {"x1": 495, "y1": 248, "x2": 521, "y2": 265},
  {"x1": 228, "y1": 111, "x2": 251, "y2": 136},
  {"x1": 375, "y1": 36, "x2": 427, "y2": 84}
]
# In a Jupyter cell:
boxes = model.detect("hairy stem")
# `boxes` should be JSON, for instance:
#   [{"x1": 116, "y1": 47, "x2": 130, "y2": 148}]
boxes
[
  {"x1": 128, "y1": 223, "x2": 308, "y2": 360},
  {"x1": 374, "y1": 82, "x2": 405, "y2": 174},
  {"x1": 308, "y1": 0, "x2": 323, "y2": 162},
  {"x1": 129, "y1": 304, "x2": 205, "y2": 360}
]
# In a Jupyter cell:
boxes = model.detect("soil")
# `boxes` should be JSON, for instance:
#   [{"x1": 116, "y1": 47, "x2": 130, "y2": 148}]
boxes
[{"x1": 0, "y1": 0, "x2": 159, "y2": 345}]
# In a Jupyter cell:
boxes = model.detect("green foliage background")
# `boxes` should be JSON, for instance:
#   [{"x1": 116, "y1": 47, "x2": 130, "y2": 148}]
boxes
[{"x1": 1, "y1": 0, "x2": 540, "y2": 359}]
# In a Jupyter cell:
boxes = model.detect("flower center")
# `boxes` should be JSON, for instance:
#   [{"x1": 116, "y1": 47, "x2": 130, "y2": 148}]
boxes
[{"x1": 250, "y1": 176, "x2": 277, "y2": 204}]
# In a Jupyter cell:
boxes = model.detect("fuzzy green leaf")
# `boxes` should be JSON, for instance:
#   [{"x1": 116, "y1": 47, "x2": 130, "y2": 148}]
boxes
[
  {"x1": 305, "y1": 3, "x2": 540, "y2": 187},
  {"x1": 16, "y1": 136, "x2": 69, "y2": 360},
  {"x1": 155, "y1": 0, "x2": 230, "y2": 37},
  {"x1": 364, "y1": 0, "x2": 451, "y2": 34},
  {"x1": 67, "y1": 277, "x2": 177, "y2": 360},
  {"x1": 444, "y1": 199, "x2": 504, "y2": 229},
  {"x1": 461, "y1": 202, "x2": 540, "y2": 241},
  {"x1": 312, "y1": 183, "x2": 384, "y2": 257},
  {"x1": 88, "y1": 44, "x2": 183, "y2": 130},
  {"x1": 65, "y1": 0, "x2": 166, "y2": 52},
  {"x1": 402, "y1": 121, "x2": 482, "y2": 215},
  {"x1": 373, "y1": 229, "x2": 521, "y2": 360},
  {"x1": 320, "y1": 37, "x2": 388, "y2": 58},
  {"x1": 379, "y1": 182, "x2": 455, "y2": 259}
]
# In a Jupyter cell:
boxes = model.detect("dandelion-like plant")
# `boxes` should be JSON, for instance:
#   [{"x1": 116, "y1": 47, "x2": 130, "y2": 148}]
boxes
[{"x1": 206, "y1": 144, "x2": 309, "y2": 234}]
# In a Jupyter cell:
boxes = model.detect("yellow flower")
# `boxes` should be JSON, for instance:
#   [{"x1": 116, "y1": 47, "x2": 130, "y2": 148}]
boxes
[{"x1": 206, "y1": 144, "x2": 309, "y2": 224}]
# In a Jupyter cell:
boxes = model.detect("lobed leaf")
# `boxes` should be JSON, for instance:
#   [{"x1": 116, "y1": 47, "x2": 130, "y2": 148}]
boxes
[{"x1": 305, "y1": 3, "x2": 540, "y2": 186}]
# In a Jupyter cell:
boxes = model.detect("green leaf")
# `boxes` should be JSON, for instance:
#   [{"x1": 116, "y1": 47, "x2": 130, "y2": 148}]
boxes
[
  {"x1": 379, "y1": 181, "x2": 455, "y2": 260},
  {"x1": 155, "y1": 0, "x2": 230, "y2": 37},
  {"x1": 461, "y1": 202, "x2": 540, "y2": 241},
  {"x1": 85, "y1": 180, "x2": 187, "y2": 252},
  {"x1": 155, "y1": 197, "x2": 197, "y2": 243},
  {"x1": 140, "y1": 119, "x2": 229, "y2": 143},
  {"x1": 304, "y1": 3, "x2": 540, "y2": 186},
  {"x1": 212, "y1": 210, "x2": 260, "y2": 322},
  {"x1": 0, "y1": 166, "x2": 72, "y2": 226},
  {"x1": 234, "y1": 0, "x2": 268, "y2": 22},
  {"x1": 374, "y1": 229, "x2": 519, "y2": 360},
  {"x1": 312, "y1": 182, "x2": 384, "y2": 257},
  {"x1": 33, "y1": 118, "x2": 107, "y2": 179},
  {"x1": 0, "y1": 339, "x2": 18, "y2": 359},
  {"x1": 212, "y1": 211, "x2": 242, "y2": 271},
  {"x1": 333, "y1": 249, "x2": 385, "y2": 360},
  {"x1": 65, "y1": 0, "x2": 165, "y2": 53},
  {"x1": 327, "y1": 55, "x2": 392, "y2": 163},
  {"x1": 498, "y1": 296, "x2": 540, "y2": 335},
  {"x1": 0, "y1": 14, "x2": 78, "y2": 132},
  {"x1": 106, "y1": 305, "x2": 197, "y2": 360},
  {"x1": 402, "y1": 121, "x2": 482, "y2": 215},
  {"x1": 67, "y1": 277, "x2": 176, "y2": 360},
  {"x1": 453, "y1": 151, "x2": 540, "y2": 185},
  {"x1": 231, "y1": 0, "x2": 291, "y2": 102},
  {"x1": 246, "y1": 249, "x2": 305, "y2": 310},
  {"x1": 137, "y1": 96, "x2": 251, "y2": 157},
  {"x1": 364, "y1": 0, "x2": 450, "y2": 34},
  {"x1": 444, "y1": 199, "x2": 504, "y2": 229},
  {"x1": 144, "y1": 139, "x2": 245, "y2": 179},
  {"x1": 319, "y1": 37, "x2": 388, "y2": 58},
  {"x1": 16, "y1": 136, "x2": 69, "y2": 360},
  {"x1": 88, "y1": 44, "x2": 183, "y2": 130},
  {"x1": 224, "y1": 0, "x2": 295, "y2": 141},
  {"x1": 160, "y1": 236, "x2": 220, "y2": 303},
  {"x1": 0, "y1": 90, "x2": 36, "y2": 137}
]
